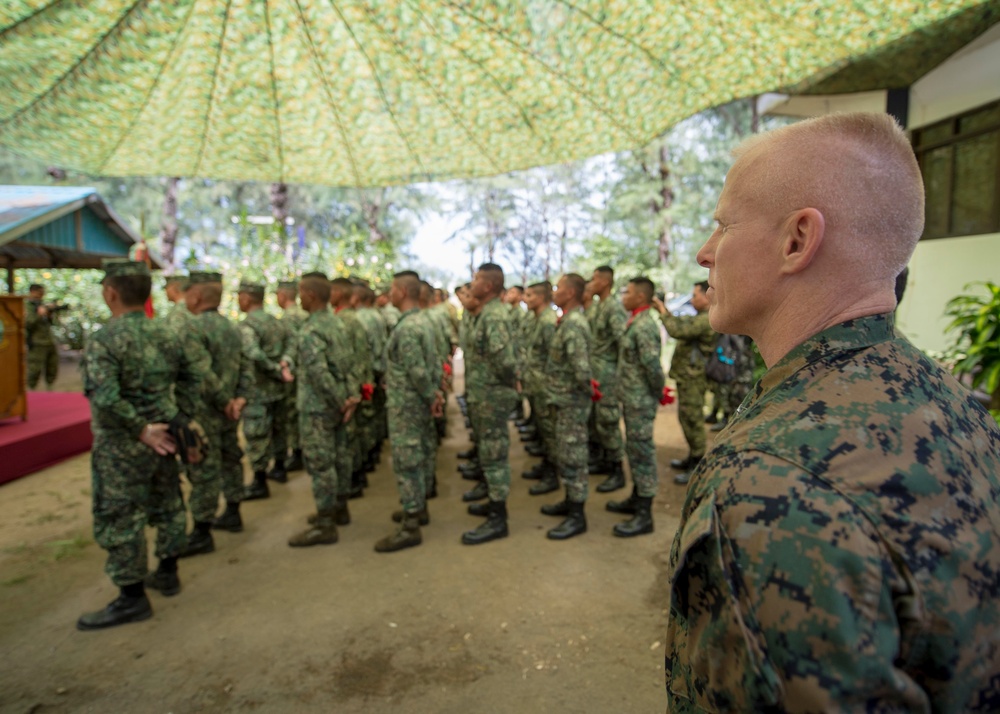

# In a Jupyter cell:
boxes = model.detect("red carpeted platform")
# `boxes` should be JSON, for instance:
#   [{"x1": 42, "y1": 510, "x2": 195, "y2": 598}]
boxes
[{"x1": 0, "y1": 392, "x2": 92, "y2": 485}]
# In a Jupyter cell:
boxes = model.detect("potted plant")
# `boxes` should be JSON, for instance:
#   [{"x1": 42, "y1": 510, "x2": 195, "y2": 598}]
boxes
[{"x1": 944, "y1": 281, "x2": 1000, "y2": 422}]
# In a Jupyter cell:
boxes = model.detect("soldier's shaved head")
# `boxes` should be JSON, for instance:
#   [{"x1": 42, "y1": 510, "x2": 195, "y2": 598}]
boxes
[
  {"x1": 301, "y1": 275, "x2": 331, "y2": 304},
  {"x1": 393, "y1": 273, "x2": 421, "y2": 301}
]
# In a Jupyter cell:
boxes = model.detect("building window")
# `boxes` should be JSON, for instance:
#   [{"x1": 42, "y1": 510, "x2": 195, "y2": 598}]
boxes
[{"x1": 912, "y1": 100, "x2": 1000, "y2": 240}]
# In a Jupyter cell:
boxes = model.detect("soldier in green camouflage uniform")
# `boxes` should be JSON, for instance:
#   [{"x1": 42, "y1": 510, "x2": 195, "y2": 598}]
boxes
[
  {"x1": 353, "y1": 282, "x2": 389, "y2": 471},
  {"x1": 587, "y1": 267, "x2": 628, "y2": 491},
  {"x1": 176, "y1": 272, "x2": 250, "y2": 558},
  {"x1": 520, "y1": 282, "x2": 560, "y2": 493},
  {"x1": 461, "y1": 263, "x2": 519, "y2": 546},
  {"x1": 24, "y1": 283, "x2": 59, "y2": 389},
  {"x1": 271, "y1": 280, "x2": 308, "y2": 476},
  {"x1": 503, "y1": 286, "x2": 527, "y2": 421},
  {"x1": 653, "y1": 281, "x2": 715, "y2": 484},
  {"x1": 77, "y1": 260, "x2": 203, "y2": 631},
  {"x1": 285, "y1": 273, "x2": 359, "y2": 547},
  {"x1": 163, "y1": 274, "x2": 191, "y2": 336},
  {"x1": 424, "y1": 283, "x2": 453, "y2": 442},
  {"x1": 377, "y1": 291, "x2": 402, "y2": 331},
  {"x1": 539, "y1": 273, "x2": 593, "y2": 541},
  {"x1": 375, "y1": 273, "x2": 444, "y2": 553},
  {"x1": 237, "y1": 281, "x2": 290, "y2": 501},
  {"x1": 606, "y1": 278, "x2": 664, "y2": 537},
  {"x1": 665, "y1": 112, "x2": 1000, "y2": 712},
  {"x1": 330, "y1": 278, "x2": 374, "y2": 500}
]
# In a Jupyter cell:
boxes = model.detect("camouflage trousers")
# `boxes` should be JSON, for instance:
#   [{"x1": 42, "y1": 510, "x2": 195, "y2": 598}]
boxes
[
  {"x1": 91, "y1": 432, "x2": 186, "y2": 586},
  {"x1": 526, "y1": 390, "x2": 556, "y2": 459},
  {"x1": 357, "y1": 400, "x2": 378, "y2": 456},
  {"x1": 468, "y1": 386, "x2": 518, "y2": 502},
  {"x1": 706, "y1": 378, "x2": 725, "y2": 419},
  {"x1": 186, "y1": 413, "x2": 245, "y2": 521},
  {"x1": 551, "y1": 402, "x2": 591, "y2": 503},
  {"x1": 27, "y1": 343, "x2": 58, "y2": 389},
  {"x1": 591, "y1": 369, "x2": 624, "y2": 461},
  {"x1": 338, "y1": 416, "x2": 359, "y2": 494},
  {"x1": 300, "y1": 412, "x2": 342, "y2": 512},
  {"x1": 387, "y1": 399, "x2": 435, "y2": 513},
  {"x1": 271, "y1": 390, "x2": 299, "y2": 457},
  {"x1": 675, "y1": 375, "x2": 708, "y2": 459},
  {"x1": 243, "y1": 398, "x2": 279, "y2": 472},
  {"x1": 623, "y1": 399, "x2": 659, "y2": 498}
]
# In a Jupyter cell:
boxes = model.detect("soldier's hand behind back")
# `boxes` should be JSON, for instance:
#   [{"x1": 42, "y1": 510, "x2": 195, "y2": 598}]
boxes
[{"x1": 139, "y1": 423, "x2": 176, "y2": 456}]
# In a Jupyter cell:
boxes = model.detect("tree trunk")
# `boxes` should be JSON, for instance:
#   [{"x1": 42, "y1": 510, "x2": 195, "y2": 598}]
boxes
[
  {"x1": 361, "y1": 189, "x2": 389, "y2": 243},
  {"x1": 750, "y1": 95, "x2": 760, "y2": 134},
  {"x1": 159, "y1": 177, "x2": 180, "y2": 269},
  {"x1": 657, "y1": 143, "x2": 674, "y2": 267},
  {"x1": 270, "y1": 182, "x2": 289, "y2": 226}
]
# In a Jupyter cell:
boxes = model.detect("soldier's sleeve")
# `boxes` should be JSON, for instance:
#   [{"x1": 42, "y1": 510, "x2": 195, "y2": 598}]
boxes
[
  {"x1": 666, "y1": 452, "x2": 899, "y2": 712},
  {"x1": 83, "y1": 332, "x2": 145, "y2": 436},
  {"x1": 609, "y1": 302, "x2": 628, "y2": 348},
  {"x1": 351, "y1": 322, "x2": 374, "y2": 387},
  {"x1": 239, "y1": 321, "x2": 283, "y2": 381},
  {"x1": 399, "y1": 323, "x2": 439, "y2": 405},
  {"x1": 180, "y1": 327, "x2": 218, "y2": 411},
  {"x1": 485, "y1": 312, "x2": 518, "y2": 385},
  {"x1": 661, "y1": 313, "x2": 711, "y2": 341},
  {"x1": 566, "y1": 322, "x2": 591, "y2": 392},
  {"x1": 637, "y1": 321, "x2": 665, "y2": 397},
  {"x1": 300, "y1": 329, "x2": 347, "y2": 408}
]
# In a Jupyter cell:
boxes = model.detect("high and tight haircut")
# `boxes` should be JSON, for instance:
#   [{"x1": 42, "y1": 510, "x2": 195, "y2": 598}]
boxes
[
  {"x1": 628, "y1": 276, "x2": 655, "y2": 302},
  {"x1": 354, "y1": 283, "x2": 376, "y2": 305},
  {"x1": 527, "y1": 281, "x2": 552, "y2": 301},
  {"x1": 563, "y1": 273, "x2": 587, "y2": 300},
  {"x1": 195, "y1": 282, "x2": 223, "y2": 308},
  {"x1": 419, "y1": 280, "x2": 434, "y2": 301},
  {"x1": 695, "y1": 280, "x2": 710, "y2": 293},
  {"x1": 477, "y1": 263, "x2": 505, "y2": 290},
  {"x1": 331, "y1": 277, "x2": 354, "y2": 290},
  {"x1": 509, "y1": 285, "x2": 524, "y2": 293},
  {"x1": 394, "y1": 270, "x2": 421, "y2": 281},
  {"x1": 29, "y1": 283, "x2": 43, "y2": 292},
  {"x1": 594, "y1": 265, "x2": 614, "y2": 281},
  {"x1": 301, "y1": 274, "x2": 331, "y2": 303},
  {"x1": 393, "y1": 273, "x2": 422, "y2": 300},
  {"x1": 105, "y1": 274, "x2": 151, "y2": 307}
]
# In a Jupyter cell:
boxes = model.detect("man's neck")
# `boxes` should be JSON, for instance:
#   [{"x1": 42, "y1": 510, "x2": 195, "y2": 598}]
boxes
[
  {"x1": 596, "y1": 286, "x2": 611, "y2": 300},
  {"x1": 533, "y1": 303, "x2": 551, "y2": 316},
  {"x1": 399, "y1": 300, "x2": 419, "y2": 313},
  {"x1": 111, "y1": 305, "x2": 145, "y2": 318},
  {"x1": 560, "y1": 299, "x2": 582, "y2": 313}
]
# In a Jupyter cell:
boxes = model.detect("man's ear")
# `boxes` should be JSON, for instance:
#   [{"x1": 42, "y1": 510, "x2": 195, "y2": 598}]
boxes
[{"x1": 779, "y1": 207, "x2": 825, "y2": 275}]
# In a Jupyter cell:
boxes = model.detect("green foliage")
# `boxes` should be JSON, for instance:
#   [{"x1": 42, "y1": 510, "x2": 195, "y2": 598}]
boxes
[{"x1": 945, "y1": 282, "x2": 1000, "y2": 417}]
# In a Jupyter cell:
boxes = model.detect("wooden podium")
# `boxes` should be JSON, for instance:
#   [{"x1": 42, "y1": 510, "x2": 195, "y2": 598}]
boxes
[{"x1": 0, "y1": 295, "x2": 27, "y2": 421}]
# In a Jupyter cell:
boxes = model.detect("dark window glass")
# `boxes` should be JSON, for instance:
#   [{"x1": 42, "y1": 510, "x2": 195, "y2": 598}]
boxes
[{"x1": 952, "y1": 133, "x2": 998, "y2": 236}]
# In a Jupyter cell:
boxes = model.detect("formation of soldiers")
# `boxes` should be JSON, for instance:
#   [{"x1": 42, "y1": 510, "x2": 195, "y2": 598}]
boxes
[{"x1": 76, "y1": 258, "x2": 751, "y2": 630}]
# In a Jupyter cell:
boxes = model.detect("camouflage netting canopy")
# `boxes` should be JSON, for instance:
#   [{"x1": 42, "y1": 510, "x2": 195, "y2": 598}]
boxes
[{"x1": 0, "y1": 0, "x2": 996, "y2": 187}]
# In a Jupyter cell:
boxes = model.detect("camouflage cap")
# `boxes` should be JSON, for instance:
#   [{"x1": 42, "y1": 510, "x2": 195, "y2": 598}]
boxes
[
  {"x1": 238, "y1": 280, "x2": 266, "y2": 298},
  {"x1": 102, "y1": 259, "x2": 149, "y2": 278},
  {"x1": 164, "y1": 273, "x2": 189, "y2": 288},
  {"x1": 277, "y1": 280, "x2": 298, "y2": 291},
  {"x1": 189, "y1": 271, "x2": 223, "y2": 285}
]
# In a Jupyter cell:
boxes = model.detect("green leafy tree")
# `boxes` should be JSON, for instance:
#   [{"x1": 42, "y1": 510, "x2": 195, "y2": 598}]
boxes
[{"x1": 945, "y1": 282, "x2": 1000, "y2": 419}]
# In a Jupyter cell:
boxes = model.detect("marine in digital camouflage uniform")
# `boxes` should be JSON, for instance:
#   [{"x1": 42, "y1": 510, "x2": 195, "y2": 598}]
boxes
[
  {"x1": 238, "y1": 281, "x2": 290, "y2": 501},
  {"x1": 655, "y1": 281, "x2": 715, "y2": 484},
  {"x1": 375, "y1": 273, "x2": 444, "y2": 553},
  {"x1": 77, "y1": 260, "x2": 204, "y2": 631},
  {"x1": 665, "y1": 112, "x2": 1000, "y2": 713},
  {"x1": 587, "y1": 267, "x2": 628, "y2": 491},
  {"x1": 461, "y1": 264, "x2": 519, "y2": 546},
  {"x1": 286, "y1": 273, "x2": 358, "y2": 547},
  {"x1": 176, "y1": 272, "x2": 250, "y2": 558},
  {"x1": 606, "y1": 277, "x2": 664, "y2": 537},
  {"x1": 539, "y1": 273, "x2": 593, "y2": 541},
  {"x1": 271, "y1": 280, "x2": 308, "y2": 476},
  {"x1": 353, "y1": 282, "x2": 389, "y2": 471},
  {"x1": 24, "y1": 283, "x2": 59, "y2": 389}
]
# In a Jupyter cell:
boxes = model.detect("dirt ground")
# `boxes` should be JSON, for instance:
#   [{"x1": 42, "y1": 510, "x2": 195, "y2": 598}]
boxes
[{"x1": 0, "y1": 362, "x2": 708, "y2": 714}]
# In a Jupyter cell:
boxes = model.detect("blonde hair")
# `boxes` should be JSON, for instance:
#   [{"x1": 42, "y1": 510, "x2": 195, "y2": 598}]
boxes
[{"x1": 730, "y1": 112, "x2": 924, "y2": 281}]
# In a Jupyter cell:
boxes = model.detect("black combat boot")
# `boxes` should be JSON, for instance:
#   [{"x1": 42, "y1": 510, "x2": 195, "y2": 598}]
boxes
[
  {"x1": 588, "y1": 457, "x2": 612, "y2": 475},
  {"x1": 457, "y1": 446, "x2": 478, "y2": 460},
  {"x1": 462, "y1": 480, "x2": 489, "y2": 502},
  {"x1": 211, "y1": 501, "x2": 243, "y2": 532},
  {"x1": 541, "y1": 497, "x2": 570, "y2": 516},
  {"x1": 333, "y1": 495, "x2": 351, "y2": 526},
  {"x1": 286, "y1": 448, "x2": 304, "y2": 471},
  {"x1": 375, "y1": 512, "x2": 423, "y2": 553},
  {"x1": 669, "y1": 455, "x2": 694, "y2": 470},
  {"x1": 426, "y1": 475, "x2": 438, "y2": 500},
  {"x1": 606, "y1": 486, "x2": 639, "y2": 514},
  {"x1": 525, "y1": 442, "x2": 545, "y2": 457},
  {"x1": 76, "y1": 583, "x2": 152, "y2": 631},
  {"x1": 177, "y1": 521, "x2": 215, "y2": 558},
  {"x1": 144, "y1": 556, "x2": 180, "y2": 597},
  {"x1": 529, "y1": 471, "x2": 559, "y2": 496},
  {"x1": 349, "y1": 470, "x2": 365, "y2": 499},
  {"x1": 267, "y1": 459, "x2": 288, "y2": 483},
  {"x1": 547, "y1": 501, "x2": 587, "y2": 540},
  {"x1": 458, "y1": 460, "x2": 481, "y2": 475},
  {"x1": 289, "y1": 511, "x2": 338, "y2": 547},
  {"x1": 613, "y1": 496, "x2": 654, "y2": 538},
  {"x1": 674, "y1": 458, "x2": 702, "y2": 485},
  {"x1": 596, "y1": 461, "x2": 626, "y2": 493},
  {"x1": 519, "y1": 428, "x2": 539, "y2": 441},
  {"x1": 243, "y1": 471, "x2": 270, "y2": 500},
  {"x1": 522, "y1": 461, "x2": 548, "y2": 480},
  {"x1": 467, "y1": 500, "x2": 491, "y2": 517},
  {"x1": 462, "y1": 500, "x2": 509, "y2": 545},
  {"x1": 392, "y1": 507, "x2": 430, "y2": 525},
  {"x1": 514, "y1": 417, "x2": 530, "y2": 428}
]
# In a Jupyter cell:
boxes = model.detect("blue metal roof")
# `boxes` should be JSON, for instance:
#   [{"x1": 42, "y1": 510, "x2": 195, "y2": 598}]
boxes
[{"x1": 0, "y1": 185, "x2": 159, "y2": 270}]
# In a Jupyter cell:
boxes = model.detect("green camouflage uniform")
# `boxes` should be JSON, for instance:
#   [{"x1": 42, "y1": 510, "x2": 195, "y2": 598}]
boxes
[
  {"x1": 618, "y1": 308, "x2": 665, "y2": 498},
  {"x1": 239, "y1": 306, "x2": 289, "y2": 473},
  {"x1": 665, "y1": 313, "x2": 1000, "y2": 712},
  {"x1": 544, "y1": 309, "x2": 592, "y2": 503},
  {"x1": 385, "y1": 308, "x2": 442, "y2": 513},
  {"x1": 273, "y1": 301, "x2": 308, "y2": 458},
  {"x1": 185, "y1": 308, "x2": 249, "y2": 521},
  {"x1": 380, "y1": 303, "x2": 402, "y2": 332},
  {"x1": 83, "y1": 308, "x2": 203, "y2": 587},
  {"x1": 660, "y1": 309, "x2": 714, "y2": 460},
  {"x1": 466, "y1": 297, "x2": 519, "y2": 501},
  {"x1": 522, "y1": 307, "x2": 558, "y2": 457},
  {"x1": 294, "y1": 306, "x2": 356, "y2": 513},
  {"x1": 723, "y1": 335, "x2": 754, "y2": 416},
  {"x1": 164, "y1": 301, "x2": 192, "y2": 337},
  {"x1": 590, "y1": 295, "x2": 628, "y2": 462},
  {"x1": 459, "y1": 309, "x2": 479, "y2": 442},
  {"x1": 355, "y1": 305, "x2": 388, "y2": 455},
  {"x1": 333, "y1": 307, "x2": 374, "y2": 489},
  {"x1": 25, "y1": 298, "x2": 58, "y2": 388}
]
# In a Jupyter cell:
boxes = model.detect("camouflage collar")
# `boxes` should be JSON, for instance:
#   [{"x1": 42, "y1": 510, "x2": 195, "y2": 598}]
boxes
[{"x1": 752, "y1": 312, "x2": 896, "y2": 407}]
